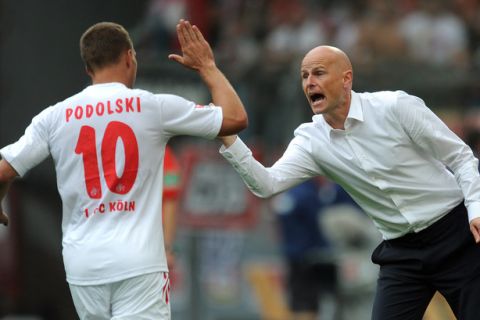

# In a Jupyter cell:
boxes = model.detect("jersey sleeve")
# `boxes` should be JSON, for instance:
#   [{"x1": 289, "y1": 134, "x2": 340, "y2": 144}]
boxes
[
  {"x1": 0, "y1": 107, "x2": 53, "y2": 176},
  {"x1": 157, "y1": 94, "x2": 223, "y2": 139},
  {"x1": 163, "y1": 146, "x2": 181, "y2": 200}
]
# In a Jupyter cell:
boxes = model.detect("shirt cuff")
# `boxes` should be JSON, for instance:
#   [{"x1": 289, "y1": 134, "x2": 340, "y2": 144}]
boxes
[
  {"x1": 209, "y1": 107, "x2": 224, "y2": 139},
  {"x1": 466, "y1": 201, "x2": 480, "y2": 222},
  {"x1": 219, "y1": 136, "x2": 250, "y2": 160},
  {"x1": 0, "y1": 149, "x2": 27, "y2": 177}
]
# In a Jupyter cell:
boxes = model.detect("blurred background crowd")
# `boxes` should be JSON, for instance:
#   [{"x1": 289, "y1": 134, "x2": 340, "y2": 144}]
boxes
[
  {"x1": 133, "y1": 0, "x2": 480, "y2": 149},
  {"x1": 1, "y1": 0, "x2": 479, "y2": 319}
]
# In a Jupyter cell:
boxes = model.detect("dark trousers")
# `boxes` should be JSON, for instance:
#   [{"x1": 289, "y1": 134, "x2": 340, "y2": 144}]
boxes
[
  {"x1": 287, "y1": 259, "x2": 337, "y2": 312},
  {"x1": 371, "y1": 203, "x2": 480, "y2": 320}
]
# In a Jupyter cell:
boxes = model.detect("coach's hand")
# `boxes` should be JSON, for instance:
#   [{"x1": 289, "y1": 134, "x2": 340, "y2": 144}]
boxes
[
  {"x1": 470, "y1": 217, "x2": 480, "y2": 244},
  {"x1": 218, "y1": 135, "x2": 237, "y2": 148},
  {"x1": 0, "y1": 211, "x2": 8, "y2": 226},
  {"x1": 168, "y1": 19, "x2": 215, "y2": 73}
]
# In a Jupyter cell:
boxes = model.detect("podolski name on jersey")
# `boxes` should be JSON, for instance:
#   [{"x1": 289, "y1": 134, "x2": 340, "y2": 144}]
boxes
[{"x1": 66, "y1": 96, "x2": 141, "y2": 122}]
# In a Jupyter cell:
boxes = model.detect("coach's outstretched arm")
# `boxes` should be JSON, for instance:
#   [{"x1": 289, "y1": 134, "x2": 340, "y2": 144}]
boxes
[
  {"x1": 218, "y1": 134, "x2": 312, "y2": 198},
  {"x1": 0, "y1": 159, "x2": 18, "y2": 226},
  {"x1": 168, "y1": 19, "x2": 248, "y2": 136}
]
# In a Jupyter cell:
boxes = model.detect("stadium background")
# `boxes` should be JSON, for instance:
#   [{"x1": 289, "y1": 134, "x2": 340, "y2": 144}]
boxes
[{"x1": 1, "y1": 0, "x2": 479, "y2": 319}]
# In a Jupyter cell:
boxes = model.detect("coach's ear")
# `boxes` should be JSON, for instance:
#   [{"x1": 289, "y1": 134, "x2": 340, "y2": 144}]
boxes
[{"x1": 343, "y1": 70, "x2": 353, "y2": 90}]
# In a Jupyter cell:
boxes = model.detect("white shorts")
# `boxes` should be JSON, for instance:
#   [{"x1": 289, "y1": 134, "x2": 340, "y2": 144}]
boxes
[{"x1": 69, "y1": 272, "x2": 170, "y2": 320}]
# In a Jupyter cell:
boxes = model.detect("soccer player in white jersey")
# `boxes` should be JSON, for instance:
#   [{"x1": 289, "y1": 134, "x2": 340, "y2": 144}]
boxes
[{"x1": 0, "y1": 20, "x2": 247, "y2": 319}]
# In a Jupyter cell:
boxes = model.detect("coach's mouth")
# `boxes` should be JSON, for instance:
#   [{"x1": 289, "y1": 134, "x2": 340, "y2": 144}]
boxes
[{"x1": 310, "y1": 93, "x2": 325, "y2": 106}]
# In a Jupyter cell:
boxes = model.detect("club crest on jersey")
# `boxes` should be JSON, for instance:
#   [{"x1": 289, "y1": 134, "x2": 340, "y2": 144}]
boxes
[{"x1": 89, "y1": 187, "x2": 100, "y2": 198}]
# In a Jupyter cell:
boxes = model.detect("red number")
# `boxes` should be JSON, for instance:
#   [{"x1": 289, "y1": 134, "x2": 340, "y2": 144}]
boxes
[
  {"x1": 102, "y1": 121, "x2": 139, "y2": 195},
  {"x1": 75, "y1": 126, "x2": 102, "y2": 199},
  {"x1": 75, "y1": 121, "x2": 139, "y2": 199}
]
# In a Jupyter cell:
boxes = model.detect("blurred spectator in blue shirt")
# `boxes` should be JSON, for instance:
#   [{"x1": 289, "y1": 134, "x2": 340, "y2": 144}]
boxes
[{"x1": 271, "y1": 177, "x2": 360, "y2": 320}]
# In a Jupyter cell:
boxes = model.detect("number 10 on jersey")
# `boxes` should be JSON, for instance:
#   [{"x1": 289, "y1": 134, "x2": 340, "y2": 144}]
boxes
[{"x1": 75, "y1": 121, "x2": 139, "y2": 199}]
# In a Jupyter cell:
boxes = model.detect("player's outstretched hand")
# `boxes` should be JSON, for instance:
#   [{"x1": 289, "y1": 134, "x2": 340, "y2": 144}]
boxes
[
  {"x1": 168, "y1": 19, "x2": 215, "y2": 72},
  {"x1": 470, "y1": 217, "x2": 480, "y2": 244},
  {"x1": 0, "y1": 211, "x2": 8, "y2": 226}
]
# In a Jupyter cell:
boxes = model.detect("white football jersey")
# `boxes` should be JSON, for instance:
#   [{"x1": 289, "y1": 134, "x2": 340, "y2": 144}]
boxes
[{"x1": 0, "y1": 82, "x2": 223, "y2": 285}]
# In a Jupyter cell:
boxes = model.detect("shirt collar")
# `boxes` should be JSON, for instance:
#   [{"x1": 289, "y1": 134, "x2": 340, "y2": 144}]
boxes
[
  {"x1": 348, "y1": 91, "x2": 363, "y2": 122},
  {"x1": 86, "y1": 82, "x2": 127, "y2": 90},
  {"x1": 312, "y1": 91, "x2": 363, "y2": 140}
]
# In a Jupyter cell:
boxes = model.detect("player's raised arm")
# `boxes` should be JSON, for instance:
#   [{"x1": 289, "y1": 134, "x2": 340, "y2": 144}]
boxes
[{"x1": 168, "y1": 19, "x2": 248, "y2": 136}]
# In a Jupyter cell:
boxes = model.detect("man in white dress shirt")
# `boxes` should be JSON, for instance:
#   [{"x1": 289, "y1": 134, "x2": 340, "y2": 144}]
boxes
[
  {"x1": 219, "y1": 46, "x2": 480, "y2": 319},
  {"x1": 0, "y1": 20, "x2": 247, "y2": 319}
]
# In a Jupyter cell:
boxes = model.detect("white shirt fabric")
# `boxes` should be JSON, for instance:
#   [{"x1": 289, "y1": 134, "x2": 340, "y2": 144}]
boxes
[
  {"x1": 1, "y1": 82, "x2": 223, "y2": 285},
  {"x1": 220, "y1": 90, "x2": 480, "y2": 240}
]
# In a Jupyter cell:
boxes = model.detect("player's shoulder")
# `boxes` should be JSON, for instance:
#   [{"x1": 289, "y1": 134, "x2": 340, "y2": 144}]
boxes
[
  {"x1": 52, "y1": 88, "x2": 87, "y2": 109},
  {"x1": 134, "y1": 89, "x2": 191, "y2": 106},
  {"x1": 38, "y1": 94, "x2": 78, "y2": 120}
]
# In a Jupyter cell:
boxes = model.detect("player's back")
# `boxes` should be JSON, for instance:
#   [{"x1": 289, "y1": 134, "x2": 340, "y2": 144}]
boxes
[{"x1": 30, "y1": 82, "x2": 221, "y2": 285}]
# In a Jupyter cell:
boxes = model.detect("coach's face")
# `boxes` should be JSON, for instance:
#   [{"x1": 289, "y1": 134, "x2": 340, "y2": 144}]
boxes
[{"x1": 301, "y1": 46, "x2": 352, "y2": 117}]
